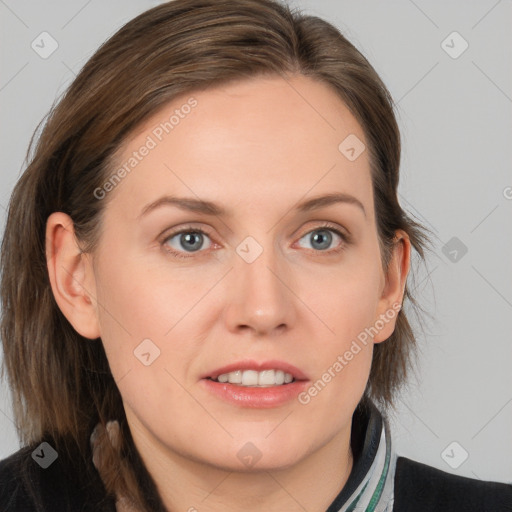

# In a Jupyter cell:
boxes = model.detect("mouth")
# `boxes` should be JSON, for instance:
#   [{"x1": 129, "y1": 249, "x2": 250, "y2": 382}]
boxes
[
  {"x1": 206, "y1": 369, "x2": 296, "y2": 387},
  {"x1": 202, "y1": 360, "x2": 308, "y2": 386},
  {"x1": 200, "y1": 360, "x2": 309, "y2": 408}
]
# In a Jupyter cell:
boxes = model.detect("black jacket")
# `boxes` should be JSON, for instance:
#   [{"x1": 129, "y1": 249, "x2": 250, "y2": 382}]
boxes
[{"x1": 1, "y1": 402, "x2": 511, "y2": 511}]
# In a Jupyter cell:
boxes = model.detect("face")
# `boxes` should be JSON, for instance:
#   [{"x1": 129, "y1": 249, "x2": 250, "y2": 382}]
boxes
[{"x1": 57, "y1": 75, "x2": 407, "y2": 472}]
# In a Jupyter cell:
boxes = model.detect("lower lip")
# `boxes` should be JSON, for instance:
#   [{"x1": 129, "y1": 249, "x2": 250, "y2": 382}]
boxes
[{"x1": 200, "y1": 378, "x2": 310, "y2": 408}]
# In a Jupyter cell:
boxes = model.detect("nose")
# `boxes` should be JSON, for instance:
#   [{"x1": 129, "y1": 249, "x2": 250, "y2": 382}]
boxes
[{"x1": 223, "y1": 239, "x2": 296, "y2": 337}]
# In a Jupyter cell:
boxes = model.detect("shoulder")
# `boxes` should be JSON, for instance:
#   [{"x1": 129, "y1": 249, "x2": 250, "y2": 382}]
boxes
[
  {"x1": 0, "y1": 440, "x2": 116, "y2": 512},
  {"x1": 393, "y1": 456, "x2": 512, "y2": 512},
  {"x1": 0, "y1": 446, "x2": 36, "y2": 511}
]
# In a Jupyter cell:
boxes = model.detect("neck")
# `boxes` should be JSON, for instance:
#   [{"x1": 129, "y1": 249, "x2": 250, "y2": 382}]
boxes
[{"x1": 128, "y1": 421, "x2": 354, "y2": 512}]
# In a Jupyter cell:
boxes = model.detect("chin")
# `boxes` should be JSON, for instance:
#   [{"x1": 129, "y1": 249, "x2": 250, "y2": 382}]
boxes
[{"x1": 218, "y1": 450, "x2": 307, "y2": 473}]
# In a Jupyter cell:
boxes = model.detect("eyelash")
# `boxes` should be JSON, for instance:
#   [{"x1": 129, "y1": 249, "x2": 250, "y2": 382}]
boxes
[{"x1": 160, "y1": 222, "x2": 351, "y2": 260}]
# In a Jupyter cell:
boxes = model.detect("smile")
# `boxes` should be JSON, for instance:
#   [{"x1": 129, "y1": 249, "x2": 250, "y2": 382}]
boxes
[{"x1": 209, "y1": 369, "x2": 295, "y2": 387}]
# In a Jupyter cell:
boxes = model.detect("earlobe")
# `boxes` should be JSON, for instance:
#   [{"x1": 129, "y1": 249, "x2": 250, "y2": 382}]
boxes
[
  {"x1": 373, "y1": 230, "x2": 411, "y2": 343},
  {"x1": 45, "y1": 212, "x2": 101, "y2": 340}
]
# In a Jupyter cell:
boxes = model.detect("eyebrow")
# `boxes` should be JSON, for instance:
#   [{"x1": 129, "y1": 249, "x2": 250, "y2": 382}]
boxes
[{"x1": 138, "y1": 192, "x2": 366, "y2": 219}]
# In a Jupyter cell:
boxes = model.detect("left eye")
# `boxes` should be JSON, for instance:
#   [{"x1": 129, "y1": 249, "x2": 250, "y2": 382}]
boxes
[{"x1": 296, "y1": 228, "x2": 346, "y2": 252}]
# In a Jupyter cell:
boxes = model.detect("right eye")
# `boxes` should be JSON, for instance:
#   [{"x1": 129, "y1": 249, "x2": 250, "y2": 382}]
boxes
[{"x1": 162, "y1": 227, "x2": 215, "y2": 259}]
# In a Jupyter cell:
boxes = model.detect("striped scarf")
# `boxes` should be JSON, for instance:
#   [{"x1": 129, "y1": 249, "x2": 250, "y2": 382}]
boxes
[{"x1": 335, "y1": 409, "x2": 396, "y2": 512}]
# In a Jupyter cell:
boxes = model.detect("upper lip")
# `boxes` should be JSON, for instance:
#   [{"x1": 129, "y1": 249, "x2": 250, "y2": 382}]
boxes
[{"x1": 202, "y1": 360, "x2": 309, "y2": 381}]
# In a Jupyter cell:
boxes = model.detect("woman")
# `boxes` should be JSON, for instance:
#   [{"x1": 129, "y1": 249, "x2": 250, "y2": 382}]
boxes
[{"x1": 0, "y1": 0, "x2": 510, "y2": 510}]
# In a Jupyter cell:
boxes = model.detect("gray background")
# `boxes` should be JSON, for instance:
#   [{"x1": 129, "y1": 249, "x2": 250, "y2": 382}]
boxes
[{"x1": 1, "y1": 0, "x2": 511, "y2": 484}]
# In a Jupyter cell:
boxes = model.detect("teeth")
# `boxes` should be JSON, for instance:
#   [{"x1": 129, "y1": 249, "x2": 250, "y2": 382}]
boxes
[
  {"x1": 214, "y1": 369, "x2": 295, "y2": 387},
  {"x1": 258, "y1": 370, "x2": 275, "y2": 386},
  {"x1": 229, "y1": 370, "x2": 242, "y2": 384},
  {"x1": 242, "y1": 370, "x2": 258, "y2": 386}
]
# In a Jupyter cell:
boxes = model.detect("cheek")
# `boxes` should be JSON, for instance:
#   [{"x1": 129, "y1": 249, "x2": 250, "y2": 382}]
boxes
[
  {"x1": 91, "y1": 256, "x2": 192, "y2": 418},
  {"x1": 91, "y1": 245, "x2": 171, "y2": 369},
  {"x1": 301, "y1": 253, "x2": 383, "y2": 344},
  {"x1": 295, "y1": 247, "x2": 382, "y2": 391},
  {"x1": 297, "y1": 273, "x2": 378, "y2": 420},
  {"x1": 94, "y1": 237, "x2": 180, "y2": 333},
  {"x1": 92, "y1": 244, "x2": 212, "y2": 385}
]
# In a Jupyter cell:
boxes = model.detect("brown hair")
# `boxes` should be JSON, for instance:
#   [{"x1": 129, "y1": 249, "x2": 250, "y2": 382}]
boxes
[{"x1": 1, "y1": 0, "x2": 431, "y2": 508}]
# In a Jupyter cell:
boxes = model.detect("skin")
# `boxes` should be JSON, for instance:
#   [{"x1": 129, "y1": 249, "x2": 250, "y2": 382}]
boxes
[{"x1": 46, "y1": 74, "x2": 410, "y2": 512}]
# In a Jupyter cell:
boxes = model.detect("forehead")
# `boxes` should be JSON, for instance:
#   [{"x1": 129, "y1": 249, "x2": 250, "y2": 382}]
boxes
[{"x1": 107, "y1": 74, "x2": 374, "y2": 221}]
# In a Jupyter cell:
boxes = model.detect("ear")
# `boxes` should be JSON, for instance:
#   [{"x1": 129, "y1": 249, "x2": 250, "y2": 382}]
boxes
[
  {"x1": 373, "y1": 229, "x2": 411, "y2": 343},
  {"x1": 45, "y1": 212, "x2": 101, "y2": 339}
]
